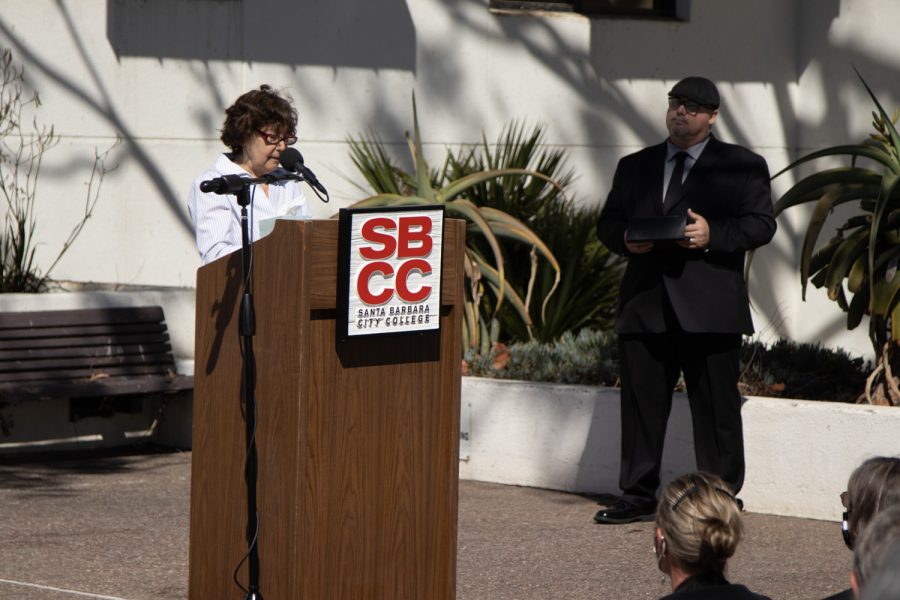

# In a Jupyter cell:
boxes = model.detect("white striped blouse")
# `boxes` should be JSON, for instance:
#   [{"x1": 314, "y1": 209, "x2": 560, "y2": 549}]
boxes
[{"x1": 188, "y1": 153, "x2": 311, "y2": 265}]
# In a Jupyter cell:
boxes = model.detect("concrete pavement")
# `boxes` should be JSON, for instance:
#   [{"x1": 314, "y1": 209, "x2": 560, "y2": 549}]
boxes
[{"x1": 0, "y1": 449, "x2": 850, "y2": 599}]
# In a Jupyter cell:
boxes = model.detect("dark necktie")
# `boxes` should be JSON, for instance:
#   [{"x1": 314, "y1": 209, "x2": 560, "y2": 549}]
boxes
[{"x1": 664, "y1": 151, "x2": 688, "y2": 209}]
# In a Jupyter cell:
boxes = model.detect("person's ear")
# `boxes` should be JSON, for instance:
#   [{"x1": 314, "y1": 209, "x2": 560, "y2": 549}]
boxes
[{"x1": 654, "y1": 528, "x2": 668, "y2": 568}]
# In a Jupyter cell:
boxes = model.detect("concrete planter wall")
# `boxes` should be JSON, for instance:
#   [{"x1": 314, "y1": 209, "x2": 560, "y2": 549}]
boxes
[{"x1": 458, "y1": 377, "x2": 900, "y2": 522}]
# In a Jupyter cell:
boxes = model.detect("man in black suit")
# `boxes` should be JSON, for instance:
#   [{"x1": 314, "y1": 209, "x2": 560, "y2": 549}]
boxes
[{"x1": 594, "y1": 76, "x2": 776, "y2": 524}]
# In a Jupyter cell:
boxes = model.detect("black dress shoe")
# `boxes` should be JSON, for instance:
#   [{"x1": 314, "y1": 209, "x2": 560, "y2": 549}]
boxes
[{"x1": 593, "y1": 500, "x2": 655, "y2": 524}]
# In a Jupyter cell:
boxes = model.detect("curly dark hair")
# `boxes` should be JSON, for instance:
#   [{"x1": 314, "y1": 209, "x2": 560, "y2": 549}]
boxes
[
  {"x1": 220, "y1": 85, "x2": 297, "y2": 153},
  {"x1": 846, "y1": 456, "x2": 900, "y2": 549}
]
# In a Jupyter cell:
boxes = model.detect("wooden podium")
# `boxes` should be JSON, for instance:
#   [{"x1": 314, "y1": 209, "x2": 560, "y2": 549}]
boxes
[{"x1": 189, "y1": 218, "x2": 464, "y2": 599}]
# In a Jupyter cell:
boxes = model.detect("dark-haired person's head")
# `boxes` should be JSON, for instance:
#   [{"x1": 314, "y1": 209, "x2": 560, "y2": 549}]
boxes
[
  {"x1": 666, "y1": 76, "x2": 719, "y2": 149},
  {"x1": 852, "y1": 504, "x2": 900, "y2": 599},
  {"x1": 843, "y1": 457, "x2": 900, "y2": 549},
  {"x1": 220, "y1": 85, "x2": 298, "y2": 177},
  {"x1": 858, "y1": 538, "x2": 900, "y2": 600}
]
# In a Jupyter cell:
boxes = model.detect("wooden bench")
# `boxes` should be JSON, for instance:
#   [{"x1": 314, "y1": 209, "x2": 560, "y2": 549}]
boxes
[{"x1": 0, "y1": 305, "x2": 193, "y2": 402}]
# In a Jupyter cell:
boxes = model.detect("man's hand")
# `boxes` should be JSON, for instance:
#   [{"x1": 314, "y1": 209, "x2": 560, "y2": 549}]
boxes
[
  {"x1": 678, "y1": 208, "x2": 710, "y2": 249},
  {"x1": 624, "y1": 231, "x2": 654, "y2": 254}
]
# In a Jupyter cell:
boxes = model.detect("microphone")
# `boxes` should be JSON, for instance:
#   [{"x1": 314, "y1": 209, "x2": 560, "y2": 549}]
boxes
[
  {"x1": 199, "y1": 174, "x2": 250, "y2": 195},
  {"x1": 279, "y1": 147, "x2": 328, "y2": 198}
]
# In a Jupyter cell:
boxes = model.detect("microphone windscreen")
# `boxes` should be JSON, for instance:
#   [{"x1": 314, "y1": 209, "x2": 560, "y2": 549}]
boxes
[
  {"x1": 199, "y1": 178, "x2": 222, "y2": 194},
  {"x1": 279, "y1": 147, "x2": 303, "y2": 170}
]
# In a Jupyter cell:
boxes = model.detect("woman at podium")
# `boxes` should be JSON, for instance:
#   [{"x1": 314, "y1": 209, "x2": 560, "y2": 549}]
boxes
[{"x1": 188, "y1": 84, "x2": 312, "y2": 265}]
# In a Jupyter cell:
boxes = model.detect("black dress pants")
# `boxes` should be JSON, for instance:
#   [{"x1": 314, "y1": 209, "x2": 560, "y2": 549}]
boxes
[{"x1": 617, "y1": 327, "x2": 744, "y2": 506}]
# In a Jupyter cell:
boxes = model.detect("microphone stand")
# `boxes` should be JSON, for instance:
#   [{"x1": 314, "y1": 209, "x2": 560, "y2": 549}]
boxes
[{"x1": 236, "y1": 182, "x2": 263, "y2": 600}]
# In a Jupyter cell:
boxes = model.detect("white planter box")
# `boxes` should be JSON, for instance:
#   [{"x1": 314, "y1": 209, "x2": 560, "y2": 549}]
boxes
[{"x1": 459, "y1": 377, "x2": 900, "y2": 521}]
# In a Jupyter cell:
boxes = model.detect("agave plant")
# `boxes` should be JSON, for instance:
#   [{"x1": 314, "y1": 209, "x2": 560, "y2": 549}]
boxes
[
  {"x1": 442, "y1": 122, "x2": 623, "y2": 343},
  {"x1": 772, "y1": 68, "x2": 900, "y2": 405},
  {"x1": 348, "y1": 96, "x2": 562, "y2": 353}
]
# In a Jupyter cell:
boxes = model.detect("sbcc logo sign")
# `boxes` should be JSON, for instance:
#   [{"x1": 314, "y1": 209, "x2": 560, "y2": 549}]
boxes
[
  {"x1": 357, "y1": 215, "x2": 435, "y2": 305},
  {"x1": 339, "y1": 206, "x2": 444, "y2": 338}
]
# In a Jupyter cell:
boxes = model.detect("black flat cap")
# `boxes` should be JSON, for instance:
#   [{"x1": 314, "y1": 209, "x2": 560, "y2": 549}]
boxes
[{"x1": 669, "y1": 76, "x2": 720, "y2": 109}]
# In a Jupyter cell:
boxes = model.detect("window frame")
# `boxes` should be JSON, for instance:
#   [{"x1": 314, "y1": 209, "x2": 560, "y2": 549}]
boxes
[{"x1": 488, "y1": 0, "x2": 686, "y2": 21}]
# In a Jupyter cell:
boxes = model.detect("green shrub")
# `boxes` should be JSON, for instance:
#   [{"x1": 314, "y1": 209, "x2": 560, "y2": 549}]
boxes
[
  {"x1": 739, "y1": 339, "x2": 869, "y2": 403},
  {"x1": 464, "y1": 328, "x2": 619, "y2": 385},
  {"x1": 465, "y1": 331, "x2": 871, "y2": 403}
]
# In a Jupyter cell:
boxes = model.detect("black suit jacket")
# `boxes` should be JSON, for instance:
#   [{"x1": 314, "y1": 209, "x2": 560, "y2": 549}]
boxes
[{"x1": 597, "y1": 135, "x2": 776, "y2": 334}]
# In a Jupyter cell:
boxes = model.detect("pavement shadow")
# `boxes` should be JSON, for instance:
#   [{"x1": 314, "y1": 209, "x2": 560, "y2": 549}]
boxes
[{"x1": 0, "y1": 445, "x2": 186, "y2": 494}]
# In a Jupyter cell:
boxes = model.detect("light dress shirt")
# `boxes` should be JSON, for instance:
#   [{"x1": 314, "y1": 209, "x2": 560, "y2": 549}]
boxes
[{"x1": 188, "y1": 153, "x2": 312, "y2": 265}]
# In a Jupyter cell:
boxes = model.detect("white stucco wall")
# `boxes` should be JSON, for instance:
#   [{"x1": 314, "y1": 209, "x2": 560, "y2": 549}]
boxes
[{"x1": 0, "y1": 0, "x2": 895, "y2": 358}]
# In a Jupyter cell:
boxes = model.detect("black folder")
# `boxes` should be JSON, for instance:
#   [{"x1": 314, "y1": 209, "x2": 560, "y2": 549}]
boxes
[{"x1": 625, "y1": 215, "x2": 687, "y2": 243}]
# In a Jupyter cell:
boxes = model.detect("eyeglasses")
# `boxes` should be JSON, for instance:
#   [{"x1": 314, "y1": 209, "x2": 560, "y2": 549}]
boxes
[
  {"x1": 257, "y1": 129, "x2": 297, "y2": 146},
  {"x1": 667, "y1": 97, "x2": 710, "y2": 115}
]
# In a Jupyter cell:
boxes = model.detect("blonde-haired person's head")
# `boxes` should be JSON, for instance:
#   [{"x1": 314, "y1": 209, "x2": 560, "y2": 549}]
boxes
[{"x1": 655, "y1": 472, "x2": 743, "y2": 576}]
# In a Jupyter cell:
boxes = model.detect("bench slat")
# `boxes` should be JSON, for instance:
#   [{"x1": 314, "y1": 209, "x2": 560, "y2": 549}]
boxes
[
  {"x1": 0, "y1": 323, "x2": 167, "y2": 341},
  {"x1": 0, "y1": 335, "x2": 171, "y2": 351},
  {"x1": 0, "y1": 353, "x2": 175, "y2": 374},
  {"x1": 0, "y1": 374, "x2": 194, "y2": 401},
  {"x1": 1, "y1": 363, "x2": 179, "y2": 383},
  {"x1": 0, "y1": 342, "x2": 172, "y2": 360},
  {"x1": 0, "y1": 306, "x2": 165, "y2": 329}
]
